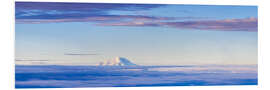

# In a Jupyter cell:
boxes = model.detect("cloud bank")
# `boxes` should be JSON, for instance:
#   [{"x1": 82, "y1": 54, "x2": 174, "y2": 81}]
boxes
[{"x1": 15, "y1": 65, "x2": 257, "y2": 88}]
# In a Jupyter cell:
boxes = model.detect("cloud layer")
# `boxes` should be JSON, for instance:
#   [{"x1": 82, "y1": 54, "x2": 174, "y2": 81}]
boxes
[
  {"x1": 15, "y1": 65, "x2": 257, "y2": 88},
  {"x1": 15, "y1": 2, "x2": 257, "y2": 32}
]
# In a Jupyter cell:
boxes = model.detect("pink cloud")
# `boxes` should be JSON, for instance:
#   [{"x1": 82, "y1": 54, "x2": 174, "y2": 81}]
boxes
[
  {"x1": 161, "y1": 17, "x2": 257, "y2": 31},
  {"x1": 100, "y1": 17, "x2": 257, "y2": 32}
]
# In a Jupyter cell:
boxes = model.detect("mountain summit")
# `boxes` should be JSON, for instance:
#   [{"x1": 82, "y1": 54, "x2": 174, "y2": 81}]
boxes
[{"x1": 99, "y1": 57, "x2": 137, "y2": 66}]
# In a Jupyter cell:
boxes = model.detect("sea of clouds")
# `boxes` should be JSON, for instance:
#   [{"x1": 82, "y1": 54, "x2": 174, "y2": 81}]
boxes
[{"x1": 15, "y1": 65, "x2": 257, "y2": 88}]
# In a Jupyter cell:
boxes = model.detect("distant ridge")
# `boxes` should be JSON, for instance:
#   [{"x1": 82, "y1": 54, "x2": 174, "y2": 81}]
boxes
[{"x1": 99, "y1": 57, "x2": 137, "y2": 66}]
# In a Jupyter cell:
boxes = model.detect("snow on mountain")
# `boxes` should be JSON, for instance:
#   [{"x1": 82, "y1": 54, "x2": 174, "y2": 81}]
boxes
[{"x1": 99, "y1": 57, "x2": 137, "y2": 66}]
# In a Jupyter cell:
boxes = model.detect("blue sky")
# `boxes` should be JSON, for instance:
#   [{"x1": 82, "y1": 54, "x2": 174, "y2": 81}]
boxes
[{"x1": 15, "y1": 2, "x2": 257, "y2": 65}]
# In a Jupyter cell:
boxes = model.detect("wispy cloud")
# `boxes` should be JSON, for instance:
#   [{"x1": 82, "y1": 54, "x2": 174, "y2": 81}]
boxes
[
  {"x1": 64, "y1": 53, "x2": 100, "y2": 56},
  {"x1": 15, "y1": 2, "x2": 202, "y2": 24},
  {"x1": 15, "y1": 59, "x2": 49, "y2": 61},
  {"x1": 15, "y1": 2, "x2": 257, "y2": 32},
  {"x1": 161, "y1": 17, "x2": 258, "y2": 31},
  {"x1": 16, "y1": 15, "x2": 174, "y2": 24},
  {"x1": 16, "y1": 2, "x2": 164, "y2": 12},
  {"x1": 100, "y1": 17, "x2": 258, "y2": 32},
  {"x1": 15, "y1": 2, "x2": 164, "y2": 22}
]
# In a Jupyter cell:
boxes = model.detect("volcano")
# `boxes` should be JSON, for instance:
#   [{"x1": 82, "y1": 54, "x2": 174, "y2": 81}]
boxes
[{"x1": 99, "y1": 57, "x2": 137, "y2": 66}]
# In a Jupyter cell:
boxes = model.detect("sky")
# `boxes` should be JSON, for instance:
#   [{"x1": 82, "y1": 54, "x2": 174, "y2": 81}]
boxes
[{"x1": 15, "y1": 2, "x2": 258, "y2": 66}]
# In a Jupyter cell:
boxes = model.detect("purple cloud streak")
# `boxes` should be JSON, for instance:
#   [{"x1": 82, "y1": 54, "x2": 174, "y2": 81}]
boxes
[
  {"x1": 100, "y1": 17, "x2": 257, "y2": 32},
  {"x1": 15, "y1": 2, "x2": 257, "y2": 32},
  {"x1": 161, "y1": 17, "x2": 258, "y2": 31}
]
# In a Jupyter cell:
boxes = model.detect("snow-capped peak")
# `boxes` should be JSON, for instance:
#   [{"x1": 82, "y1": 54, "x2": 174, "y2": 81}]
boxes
[{"x1": 99, "y1": 57, "x2": 136, "y2": 66}]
